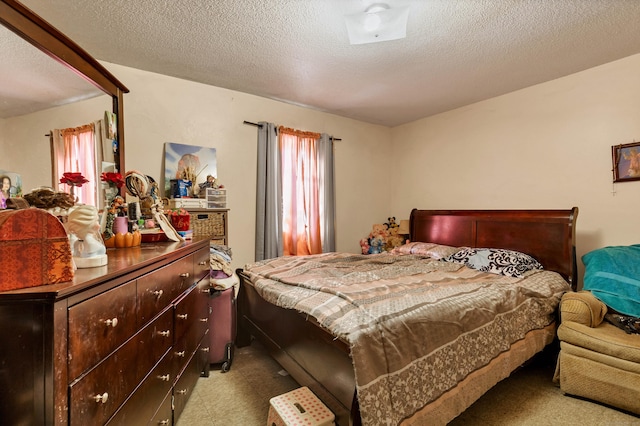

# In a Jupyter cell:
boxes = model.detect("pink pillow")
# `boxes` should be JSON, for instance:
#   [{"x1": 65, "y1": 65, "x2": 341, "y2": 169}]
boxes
[{"x1": 391, "y1": 242, "x2": 459, "y2": 259}]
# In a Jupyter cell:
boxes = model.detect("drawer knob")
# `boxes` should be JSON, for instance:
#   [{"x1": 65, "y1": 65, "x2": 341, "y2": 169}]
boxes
[
  {"x1": 201, "y1": 346, "x2": 210, "y2": 353},
  {"x1": 198, "y1": 261, "x2": 207, "y2": 266},
  {"x1": 199, "y1": 318, "x2": 208, "y2": 323},
  {"x1": 180, "y1": 272, "x2": 190, "y2": 278},
  {"x1": 177, "y1": 313, "x2": 188, "y2": 320},
  {"x1": 200, "y1": 288, "x2": 210, "y2": 294},
  {"x1": 93, "y1": 392, "x2": 109, "y2": 404},
  {"x1": 157, "y1": 374, "x2": 170, "y2": 382},
  {"x1": 158, "y1": 420, "x2": 170, "y2": 426},
  {"x1": 152, "y1": 289, "x2": 163, "y2": 298},
  {"x1": 104, "y1": 318, "x2": 118, "y2": 328},
  {"x1": 158, "y1": 330, "x2": 171, "y2": 337},
  {"x1": 176, "y1": 350, "x2": 186, "y2": 357},
  {"x1": 176, "y1": 388, "x2": 188, "y2": 395}
]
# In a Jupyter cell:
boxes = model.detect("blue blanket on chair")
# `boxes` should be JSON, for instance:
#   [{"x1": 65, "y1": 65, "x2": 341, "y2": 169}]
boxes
[{"x1": 583, "y1": 245, "x2": 640, "y2": 317}]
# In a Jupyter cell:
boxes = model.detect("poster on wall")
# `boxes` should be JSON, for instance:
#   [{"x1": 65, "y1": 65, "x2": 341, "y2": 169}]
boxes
[{"x1": 163, "y1": 142, "x2": 217, "y2": 197}]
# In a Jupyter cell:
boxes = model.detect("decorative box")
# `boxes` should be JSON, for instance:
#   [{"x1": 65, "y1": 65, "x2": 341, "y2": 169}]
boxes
[
  {"x1": 0, "y1": 209, "x2": 74, "y2": 291},
  {"x1": 267, "y1": 387, "x2": 335, "y2": 426}
]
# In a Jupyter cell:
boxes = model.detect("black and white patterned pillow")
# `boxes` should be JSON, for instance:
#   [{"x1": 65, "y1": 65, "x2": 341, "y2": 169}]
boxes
[{"x1": 443, "y1": 247, "x2": 543, "y2": 278}]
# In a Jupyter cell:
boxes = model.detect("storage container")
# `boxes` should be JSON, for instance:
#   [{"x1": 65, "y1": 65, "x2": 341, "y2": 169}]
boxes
[
  {"x1": 206, "y1": 188, "x2": 227, "y2": 209},
  {"x1": 189, "y1": 210, "x2": 226, "y2": 239}
]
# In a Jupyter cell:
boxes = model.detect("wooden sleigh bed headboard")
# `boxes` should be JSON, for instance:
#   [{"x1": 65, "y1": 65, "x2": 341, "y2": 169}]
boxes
[{"x1": 410, "y1": 207, "x2": 579, "y2": 290}]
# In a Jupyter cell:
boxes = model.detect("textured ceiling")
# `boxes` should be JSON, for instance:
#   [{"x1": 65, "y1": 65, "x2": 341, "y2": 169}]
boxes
[{"x1": 6, "y1": 0, "x2": 640, "y2": 126}]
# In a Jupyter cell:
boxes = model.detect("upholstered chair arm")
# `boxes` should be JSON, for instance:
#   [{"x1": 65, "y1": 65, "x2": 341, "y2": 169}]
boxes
[{"x1": 559, "y1": 291, "x2": 607, "y2": 327}]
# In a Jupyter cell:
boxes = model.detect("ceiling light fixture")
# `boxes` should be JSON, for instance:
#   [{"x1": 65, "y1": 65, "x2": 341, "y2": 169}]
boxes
[{"x1": 344, "y1": 3, "x2": 410, "y2": 45}]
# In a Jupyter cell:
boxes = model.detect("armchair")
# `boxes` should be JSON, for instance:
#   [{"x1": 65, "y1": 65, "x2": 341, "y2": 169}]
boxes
[{"x1": 554, "y1": 291, "x2": 640, "y2": 415}]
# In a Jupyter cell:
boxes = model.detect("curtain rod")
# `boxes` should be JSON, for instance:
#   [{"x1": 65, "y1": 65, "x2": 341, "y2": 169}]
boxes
[{"x1": 243, "y1": 120, "x2": 341, "y2": 141}]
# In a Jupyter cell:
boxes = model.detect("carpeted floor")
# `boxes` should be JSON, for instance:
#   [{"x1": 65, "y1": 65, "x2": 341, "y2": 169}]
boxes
[{"x1": 177, "y1": 341, "x2": 640, "y2": 426}]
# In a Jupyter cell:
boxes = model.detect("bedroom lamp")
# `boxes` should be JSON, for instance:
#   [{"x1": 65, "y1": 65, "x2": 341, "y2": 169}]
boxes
[
  {"x1": 344, "y1": 3, "x2": 410, "y2": 45},
  {"x1": 398, "y1": 219, "x2": 410, "y2": 241}
]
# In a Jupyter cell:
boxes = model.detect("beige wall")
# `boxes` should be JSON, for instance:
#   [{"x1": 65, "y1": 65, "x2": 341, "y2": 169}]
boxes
[
  {"x1": 7, "y1": 53, "x2": 640, "y2": 284},
  {"x1": 391, "y1": 53, "x2": 640, "y2": 285},
  {"x1": 103, "y1": 63, "x2": 391, "y2": 270}
]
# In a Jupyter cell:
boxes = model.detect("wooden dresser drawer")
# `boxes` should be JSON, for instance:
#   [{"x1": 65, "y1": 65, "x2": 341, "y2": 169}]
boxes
[
  {"x1": 106, "y1": 349, "x2": 173, "y2": 426},
  {"x1": 172, "y1": 286, "x2": 209, "y2": 375},
  {"x1": 172, "y1": 333, "x2": 192, "y2": 382},
  {"x1": 135, "y1": 308, "x2": 173, "y2": 382},
  {"x1": 138, "y1": 254, "x2": 194, "y2": 326},
  {"x1": 68, "y1": 279, "x2": 137, "y2": 380},
  {"x1": 150, "y1": 391, "x2": 173, "y2": 426},
  {"x1": 174, "y1": 284, "x2": 208, "y2": 343},
  {"x1": 69, "y1": 330, "x2": 140, "y2": 425},
  {"x1": 173, "y1": 351, "x2": 202, "y2": 420},
  {"x1": 196, "y1": 277, "x2": 211, "y2": 338},
  {"x1": 194, "y1": 246, "x2": 210, "y2": 282},
  {"x1": 198, "y1": 334, "x2": 211, "y2": 378},
  {"x1": 70, "y1": 307, "x2": 173, "y2": 425}
]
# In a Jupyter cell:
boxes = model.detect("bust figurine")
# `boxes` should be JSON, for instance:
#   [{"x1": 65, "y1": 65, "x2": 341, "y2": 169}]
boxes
[{"x1": 67, "y1": 205, "x2": 108, "y2": 268}]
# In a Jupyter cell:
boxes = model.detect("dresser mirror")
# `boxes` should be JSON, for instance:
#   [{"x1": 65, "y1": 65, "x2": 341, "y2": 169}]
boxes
[{"x1": 0, "y1": 0, "x2": 128, "y2": 203}]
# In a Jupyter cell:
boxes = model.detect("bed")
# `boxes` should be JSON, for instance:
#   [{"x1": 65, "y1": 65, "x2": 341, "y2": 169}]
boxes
[{"x1": 236, "y1": 208, "x2": 578, "y2": 425}]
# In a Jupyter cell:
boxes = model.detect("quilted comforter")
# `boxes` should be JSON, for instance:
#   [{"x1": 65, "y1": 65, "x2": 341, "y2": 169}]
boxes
[{"x1": 243, "y1": 252, "x2": 570, "y2": 425}]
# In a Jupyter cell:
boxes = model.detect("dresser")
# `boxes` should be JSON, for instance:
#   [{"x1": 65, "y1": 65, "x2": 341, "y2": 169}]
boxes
[{"x1": 0, "y1": 238, "x2": 211, "y2": 425}]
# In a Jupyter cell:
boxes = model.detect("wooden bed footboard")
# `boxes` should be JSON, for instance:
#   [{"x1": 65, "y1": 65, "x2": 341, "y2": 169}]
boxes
[{"x1": 236, "y1": 269, "x2": 359, "y2": 425}]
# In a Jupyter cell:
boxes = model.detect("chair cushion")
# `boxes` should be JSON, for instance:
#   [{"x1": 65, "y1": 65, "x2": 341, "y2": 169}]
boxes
[
  {"x1": 558, "y1": 321, "x2": 640, "y2": 364},
  {"x1": 559, "y1": 291, "x2": 607, "y2": 327}
]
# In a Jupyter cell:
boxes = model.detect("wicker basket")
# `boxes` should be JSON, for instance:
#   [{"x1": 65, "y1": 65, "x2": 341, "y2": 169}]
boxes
[{"x1": 189, "y1": 210, "x2": 226, "y2": 238}]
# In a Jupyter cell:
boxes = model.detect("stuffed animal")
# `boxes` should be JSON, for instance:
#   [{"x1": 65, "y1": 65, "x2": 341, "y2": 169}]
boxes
[
  {"x1": 359, "y1": 238, "x2": 370, "y2": 255},
  {"x1": 369, "y1": 236, "x2": 385, "y2": 254},
  {"x1": 385, "y1": 216, "x2": 399, "y2": 229}
]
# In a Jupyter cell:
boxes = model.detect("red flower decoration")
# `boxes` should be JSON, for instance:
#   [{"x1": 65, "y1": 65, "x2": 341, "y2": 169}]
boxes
[
  {"x1": 60, "y1": 172, "x2": 89, "y2": 187},
  {"x1": 101, "y1": 172, "x2": 125, "y2": 188}
]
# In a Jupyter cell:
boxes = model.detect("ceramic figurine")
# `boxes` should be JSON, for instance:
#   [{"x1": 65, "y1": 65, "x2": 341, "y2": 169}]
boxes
[{"x1": 67, "y1": 204, "x2": 108, "y2": 268}]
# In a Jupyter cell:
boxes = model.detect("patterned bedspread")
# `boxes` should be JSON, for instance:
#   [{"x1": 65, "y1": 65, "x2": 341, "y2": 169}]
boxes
[{"x1": 243, "y1": 252, "x2": 571, "y2": 425}]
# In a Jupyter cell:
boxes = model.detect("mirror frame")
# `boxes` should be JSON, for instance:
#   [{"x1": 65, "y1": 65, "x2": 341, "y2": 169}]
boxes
[{"x1": 0, "y1": 0, "x2": 129, "y2": 194}]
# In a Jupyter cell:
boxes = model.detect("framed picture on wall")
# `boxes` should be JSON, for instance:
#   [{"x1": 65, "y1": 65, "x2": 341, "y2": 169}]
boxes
[{"x1": 612, "y1": 142, "x2": 640, "y2": 182}]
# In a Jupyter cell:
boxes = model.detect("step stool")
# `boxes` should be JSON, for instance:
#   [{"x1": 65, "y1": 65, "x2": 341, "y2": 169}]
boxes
[{"x1": 267, "y1": 386, "x2": 335, "y2": 426}]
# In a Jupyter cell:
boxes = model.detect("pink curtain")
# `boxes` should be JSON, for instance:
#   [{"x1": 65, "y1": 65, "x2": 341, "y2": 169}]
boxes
[
  {"x1": 52, "y1": 123, "x2": 97, "y2": 205},
  {"x1": 279, "y1": 127, "x2": 322, "y2": 256}
]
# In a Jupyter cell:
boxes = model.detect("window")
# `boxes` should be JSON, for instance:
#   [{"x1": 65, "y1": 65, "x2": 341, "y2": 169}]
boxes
[
  {"x1": 51, "y1": 123, "x2": 97, "y2": 205},
  {"x1": 255, "y1": 123, "x2": 335, "y2": 260}
]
